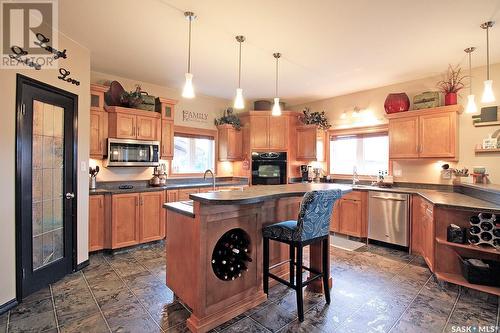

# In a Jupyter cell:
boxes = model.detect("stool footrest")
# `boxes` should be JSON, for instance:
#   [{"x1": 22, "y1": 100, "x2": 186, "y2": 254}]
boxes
[
  {"x1": 269, "y1": 260, "x2": 321, "y2": 276},
  {"x1": 268, "y1": 272, "x2": 324, "y2": 290}
]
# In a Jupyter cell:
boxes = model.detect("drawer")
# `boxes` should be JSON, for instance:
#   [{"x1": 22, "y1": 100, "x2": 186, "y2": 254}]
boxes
[{"x1": 343, "y1": 191, "x2": 362, "y2": 201}]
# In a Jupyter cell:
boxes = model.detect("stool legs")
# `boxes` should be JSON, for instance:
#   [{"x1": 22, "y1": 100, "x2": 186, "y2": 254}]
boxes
[
  {"x1": 263, "y1": 237, "x2": 269, "y2": 295},
  {"x1": 289, "y1": 243, "x2": 295, "y2": 286},
  {"x1": 322, "y1": 238, "x2": 331, "y2": 304},
  {"x1": 296, "y1": 245, "x2": 304, "y2": 322}
]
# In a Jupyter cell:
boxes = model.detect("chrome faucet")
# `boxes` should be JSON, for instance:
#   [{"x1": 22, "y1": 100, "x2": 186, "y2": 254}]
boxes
[
  {"x1": 203, "y1": 169, "x2": 216, "y2": 191},
  {"x1": 352, "y1": 166, "x2": 359, "y2": 185}
]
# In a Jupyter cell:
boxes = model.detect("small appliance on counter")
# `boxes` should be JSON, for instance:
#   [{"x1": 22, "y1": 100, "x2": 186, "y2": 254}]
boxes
[
  {"x1": 300, "y1": 165, "x2": 309, "y2": 182},
  {"x1": 150, "y1": 163, "x2": 167, "y2": 187}
]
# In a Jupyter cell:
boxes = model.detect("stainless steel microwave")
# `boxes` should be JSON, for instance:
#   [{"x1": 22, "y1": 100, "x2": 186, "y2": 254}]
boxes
[{"x1": 105, "y1": 138, "x2": 160, "y2": 167}]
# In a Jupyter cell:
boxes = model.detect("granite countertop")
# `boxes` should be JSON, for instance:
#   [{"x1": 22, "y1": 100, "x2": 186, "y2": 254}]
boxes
[
  {"x1": 351, "y1": 185, "x2": 500, "y2": 211},
  {"x1": 89, "y1": 179, "x2": 248, "y2": 195},
  {"x1": 188, "y1": 183, "x2": 352, "y2": 205}
]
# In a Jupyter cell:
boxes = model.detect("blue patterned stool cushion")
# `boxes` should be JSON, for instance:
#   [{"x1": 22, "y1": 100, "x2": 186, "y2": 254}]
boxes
[{"x1": 262, "y1": 189, "x2": 342, "y2": 242}]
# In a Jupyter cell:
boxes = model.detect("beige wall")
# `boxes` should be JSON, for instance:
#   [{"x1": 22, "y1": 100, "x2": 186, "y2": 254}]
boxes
[
  {"x1": 90, "y1": 71, "x2": 233, "y2": 182},
  {"x1": 0, "y1": 34, "x2": 90, "y2": 305},
  {"x1": 292, "y1": 63, "x2": 500, "y2": 185}
]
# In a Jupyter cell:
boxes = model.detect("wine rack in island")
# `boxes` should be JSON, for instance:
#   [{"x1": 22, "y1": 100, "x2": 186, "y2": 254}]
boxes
[
  {"x1": 468, "y1": 213, "x2": 500, "y2": 249},
  {"x1": 211, "y1": 228, "x2": 252, "y2": 281}
]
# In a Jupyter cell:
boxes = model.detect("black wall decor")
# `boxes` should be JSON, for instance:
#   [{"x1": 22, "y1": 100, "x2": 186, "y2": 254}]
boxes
[{"x1": 58, "y1": 68, "x2": 80, "y2": 86}]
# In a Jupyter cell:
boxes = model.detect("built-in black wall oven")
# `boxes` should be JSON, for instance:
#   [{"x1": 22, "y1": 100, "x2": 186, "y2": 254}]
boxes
[{"x1": 251, "y1": 152, "x2": 287, "y2": 185}]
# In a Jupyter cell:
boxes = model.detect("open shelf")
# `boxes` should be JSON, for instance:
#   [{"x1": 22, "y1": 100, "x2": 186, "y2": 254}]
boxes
[
  {"x1": 436, "y1": 237, "x2": 500, "y2": 255},
  {"x1": 435, "y1": 272, "x2": 500, "y2": 296},
  {"x1": 475, "y1": 148, "x2": 500, "y2": 153}
]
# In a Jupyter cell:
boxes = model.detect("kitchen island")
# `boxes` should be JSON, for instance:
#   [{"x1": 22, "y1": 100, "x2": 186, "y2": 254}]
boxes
[{"x1": 164, "y1": 183, "x2": 351, "y2": 333}]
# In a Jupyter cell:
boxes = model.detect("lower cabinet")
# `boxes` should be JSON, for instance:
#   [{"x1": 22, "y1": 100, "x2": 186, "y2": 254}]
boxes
[
  {"x1": 140, "y1": 191, "x2": 165, "y2": 243},
  {"x1": 330, "y1": 191, "x2": 367, "y2": 238},
  {"x1": 178, "y1": 188, "x2": 200, "y2": 201},
  {"x1": 111, "y1": 193, "x2": 141, "y2": 248},
  {"x1": 411, "y1": 195, "x2": 435, "y2": 271},
  {"x1": 89, "y1": 195, "x2": 105, "y2": 251}
]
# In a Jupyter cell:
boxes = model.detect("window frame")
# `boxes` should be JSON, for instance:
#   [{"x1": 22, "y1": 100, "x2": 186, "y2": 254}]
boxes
[
  {"x1": 327, "y1": 124, "x2": 389, "y2": 179},
  {"x1": 169, "y1": 126, "x2": 218, "y2": 177}
]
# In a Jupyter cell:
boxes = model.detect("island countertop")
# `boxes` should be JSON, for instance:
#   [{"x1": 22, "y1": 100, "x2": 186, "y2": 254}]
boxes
[{"x1": 188, "y1": 183, "x2": 353, "y2": 205}]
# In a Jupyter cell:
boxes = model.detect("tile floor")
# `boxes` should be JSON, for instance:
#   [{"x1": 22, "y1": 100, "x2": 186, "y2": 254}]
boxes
[{"x1": 0, "y1": 241, "x2": 498, "y2": 333}]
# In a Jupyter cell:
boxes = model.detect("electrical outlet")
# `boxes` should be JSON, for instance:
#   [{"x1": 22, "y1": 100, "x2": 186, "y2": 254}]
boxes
[
  {"x1": 393, "y1": 169, "x2": 402, "y2": 177},
  {"x1": 80, "y1": 161, "x2": 87, "y2": 172}
]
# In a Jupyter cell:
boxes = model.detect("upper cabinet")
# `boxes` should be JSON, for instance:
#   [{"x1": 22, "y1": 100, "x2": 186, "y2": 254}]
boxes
[
  {"x1": 218, "y1": 124, "x2": 243, "y2": 161},
  {"x1": 90, "y1": 84, "x2": 108, "y2": 159},
  {"x1": 296, "y1": 125, "x2": 326, "y2": 161},
  {"x1": 90, "y1": 83, "x2": 107, "y2": 111},
  {"x1": 387, "y1": 105, "x2": 461, "y2": 160},
  {"x1": 156, "y1": 97, "x2": 177, "y2": 160},
  {"x1": 244, "y1": 112, "x2": 290, "y2": 150},
  {"x1": 107, "y1": 106, "x2": 161, "y2": 141}
]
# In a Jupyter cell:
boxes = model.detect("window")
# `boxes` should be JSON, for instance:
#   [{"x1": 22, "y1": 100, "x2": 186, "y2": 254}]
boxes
[
  {"x1": 329, "y1": 133, "x2": 388, "y2": 175},
  {"x1": 171, "y1": 133, "x2": 215, "y2": 174}
]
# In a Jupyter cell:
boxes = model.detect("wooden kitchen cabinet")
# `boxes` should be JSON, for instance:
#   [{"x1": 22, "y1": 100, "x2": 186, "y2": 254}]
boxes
[
  {"x1": 178, "y1": 188, "x2": 200, "y2": 201},
  {"x1": 89, "y1": 84, "x2": 109, "y2": 159},
  {"x1": 89, "y1": 110, "x2": 108, "y2": 158},
  {"x1": 269, "y1": 116, "x2": 289, "y2": 150},
  {"x1": 247, "y1": 113, "x2": 289, "y2": 150},
  {"x1": 166, "y1": 190, "x2": 179, "y2": 203},
  {"x1": 161, "y1": 120, "x2": 174, "y2": 159},
  {"x1": 389, "y1": 117, "x2": 419, "y2": 159},
  {"x1": 140, "y1": 191, "x2": 165, "y2": 242},
  {"x1": 111, "y1": 191, "x2": 165, "y2": 249},
  {"x1": 330, "y1": 191, "x2": 367, "y2": 237},
  {"x1": 250, "y1": 115, "x2": 269, "y2": 149},
  {"x1": 111, "y1": 193, "x2": 140, "y2": 248},
  {"x1": 107, "y1": 106, "x2": 160, "y2": 141},
  {"x1": 296, "y1": 125, "x2": 324, "y2": 161},
  {"x1": 411, "y1": 195, "x2": 435, "y2": 270},
  {"x1": 387, "y1": 105, "x2": 460, "y2": 160},
  {"x1": 90, "y1": 83, "x2": 107, "y2": 111},
  {"x1": 89, "y1": 195, "x2": 105, "y2": 252},
  {"x1": 218, "y1": 124, "x2": 243, "y2": 161},
  {"x1": 136, "y1": 115, "x2": 158, "y2": 141},
  {"x1": 419, "y1": 112, "x2": 457, "y2": 158}
]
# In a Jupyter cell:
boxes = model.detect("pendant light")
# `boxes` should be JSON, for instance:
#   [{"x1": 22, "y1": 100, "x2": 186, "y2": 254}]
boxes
[
  {"x1": 182, "y1": 11, "x2": 196, "y2": 98},
  {"x1": 480, "y1": 21, "x2": 495, "y2": 104},
  {"x1": 464, "y1": 47, "x2": 477, "y2": 114},
  {"x1": 234, "y1": 35, "x2": 246, "y2": 109},
  {"x1": 272, "y1": 52, "x2": 282, "y2": 116}
]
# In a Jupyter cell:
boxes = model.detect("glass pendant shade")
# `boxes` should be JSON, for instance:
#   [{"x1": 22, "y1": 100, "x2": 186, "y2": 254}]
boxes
[
  {"x1": 272, "y1": 97, "x2": 281, "y2": 116},
  {"x1": 234, "y1": 88, "x2": 244, "y2": 109},
  {"x1": 481, "y1": 80, "x2": 495, "y2": 103},
  {"x1": 465, "y1": 94, "x2": 477, "y2": 114},
  {"x1": 182, "y1": 72, "x2": 195, "y2": 98}
]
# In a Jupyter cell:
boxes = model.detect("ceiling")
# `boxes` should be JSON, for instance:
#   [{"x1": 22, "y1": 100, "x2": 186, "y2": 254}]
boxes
[{"x1": 59, "y1": 0, "x2": 500, "y2": 106}]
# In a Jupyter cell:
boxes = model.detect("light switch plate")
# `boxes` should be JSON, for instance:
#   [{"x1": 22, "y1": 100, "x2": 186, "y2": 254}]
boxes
[{"x1": 80, "y1": 161, "x2": 87, "y2": 172}]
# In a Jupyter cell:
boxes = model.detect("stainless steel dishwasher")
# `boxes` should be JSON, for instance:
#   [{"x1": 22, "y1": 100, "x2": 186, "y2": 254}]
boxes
[{"x1": 368, "y1": 191, "x2": 409, "y2": 247}]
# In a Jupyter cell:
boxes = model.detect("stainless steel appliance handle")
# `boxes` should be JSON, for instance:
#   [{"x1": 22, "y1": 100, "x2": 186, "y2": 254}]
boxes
[
  {"x1": 150, "y1": 145, "x2": 153, "y2": 162},
  {"x1": 370, "y1": 196, "x2": 407, "y2": 201}
]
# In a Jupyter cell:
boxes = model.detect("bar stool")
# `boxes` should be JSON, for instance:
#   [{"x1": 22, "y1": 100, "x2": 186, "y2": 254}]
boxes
[{"x1": 262, "y1": 189, "x2": 342, "y2": 322}]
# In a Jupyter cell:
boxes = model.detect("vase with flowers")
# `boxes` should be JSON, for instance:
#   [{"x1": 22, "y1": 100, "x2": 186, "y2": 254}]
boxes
[{"x1": 437, "y1": 65, "x2": 467, "y2": 106}]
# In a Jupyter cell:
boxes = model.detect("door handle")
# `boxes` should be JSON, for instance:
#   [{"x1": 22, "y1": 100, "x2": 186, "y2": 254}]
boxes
[
  {"x1": 65, "y1": 192, "x2": 75, "y2": 200},
  {"x1": 370, "y1": 196, "x2": 407, "y2": 201}
]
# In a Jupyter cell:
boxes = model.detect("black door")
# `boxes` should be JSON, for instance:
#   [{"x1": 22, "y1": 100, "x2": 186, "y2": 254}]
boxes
[{"x1": 16, "y1": 74, "x2": 78, "y2": 299}]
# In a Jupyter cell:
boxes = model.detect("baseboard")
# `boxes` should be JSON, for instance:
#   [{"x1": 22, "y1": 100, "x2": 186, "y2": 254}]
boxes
[
  {"x1": 76, "y1": 259, "x2": 89, "y2": 271},
  {"x1": 0, "y1": 298, "x2": 18, "y2": 315}
]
